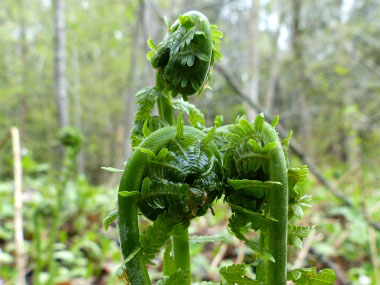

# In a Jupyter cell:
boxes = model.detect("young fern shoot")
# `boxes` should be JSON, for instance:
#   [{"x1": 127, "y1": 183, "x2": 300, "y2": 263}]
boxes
[
  {"x1": 107, "y1": 10, "x2": 336, "y2": 285},
  {"x1": 113, "y1": 11, "x2": 223, "y2": 285}
]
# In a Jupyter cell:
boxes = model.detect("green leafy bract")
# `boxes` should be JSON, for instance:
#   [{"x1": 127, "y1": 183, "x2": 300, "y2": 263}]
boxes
[
  {"x1": 131, "y1": 87, "x2": 165, "y2": 147},
  {"x1": 140, "y1": 210, "x2": 183, "y2": 265},
  {"x1": 103, "y1": 210, "x2": 118, "y2": 231},
  {"x1": 219, "y1": 264, "x2": 262, "y2": 284},
  {"x1": 157, "y1": 269, "x2": 190, "y2": 285},
  {"x1": 172, "y1": 99, "x2": 205, "y2": 128},
  {"x1": 163, "y1": 241, "x2": 176, "y2": 276},
  {"x1": 288, "y1": 224, "x2": 314, "y2": 249},
  {"x1": 287, "y1": 268, "x2": 336, "y2": 284}
]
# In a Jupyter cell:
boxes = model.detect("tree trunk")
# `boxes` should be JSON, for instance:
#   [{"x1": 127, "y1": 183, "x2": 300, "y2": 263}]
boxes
[
  {"x1": 291, "y1": 0, "x2": 313, "y2": 158},
  {"x1": 19, "y1": 0, "x2": 28, "y2": 138},
  {"x1": 246, "y1": 0, "x2": 261, "y2": 121},
  {"x1": 265, "y1": 8, "x2": 284, "y2": 114},
  {"x1": 122, "y1": 0, "x2": 144, "y2": 161},
  {"x1": 72, "y1": 48, "x2": 85, "y2": 174},
  {"x1": 54, "y1": 0, "x2": 69, "y2": 129}
]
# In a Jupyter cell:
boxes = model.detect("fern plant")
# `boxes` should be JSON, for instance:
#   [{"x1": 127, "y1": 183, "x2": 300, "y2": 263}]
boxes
[{"x1": 105, "y1": 10, "x2": 337, "y2": 285}]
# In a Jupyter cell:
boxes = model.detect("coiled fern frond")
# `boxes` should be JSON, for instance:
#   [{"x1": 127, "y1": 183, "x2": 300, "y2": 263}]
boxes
[
  {"x1": 147, "y1": 11, "x2": 222, "y2": 99},
  {"x1": 137, "y1": 115, "x2": 223, "y2": 222}
]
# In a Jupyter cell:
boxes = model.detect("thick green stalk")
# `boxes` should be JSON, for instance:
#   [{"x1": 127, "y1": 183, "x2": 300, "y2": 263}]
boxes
[
  {"x1": 172, "y1": 224, "x2": 191, "y2": 284},
  {"x1": 157, "y1": 94, "x2": 175, "y2": 126},
  {"x1": 155, "y1": 73, "x2": 175, "y2": 126},
  {"x1": 118, "y1": 126, "x2": 219, "y2": 284},
  {"x1": 156, "y1": 76, "x2": 190, "y2": 279},
  {"x1": 262, "y1": 122, "x2": 289, "y2": 285}
]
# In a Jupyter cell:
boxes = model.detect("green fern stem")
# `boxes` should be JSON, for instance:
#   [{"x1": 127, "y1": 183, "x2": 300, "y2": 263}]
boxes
[
  {"x1": 262, "y1": 122, "x2": 289, "y2": 285},
  {"x1": 156, "y1": 72, "x2": 175, "y2": 126},
  {"x1": 256, "y1": 234, "x2": 266, "y2": 282},
  {"x1": 118, "y1": 126, "x2": 219, "y2": 284},
  {"x1": 157, "y1": 94, "x2": 175, "y2": 125},
  {"x1": 172, "y1": 224, "x2": 191, "y2": 284},
  {"x1": 155, "y1": 70, "x2": 190, "y2": 280}
]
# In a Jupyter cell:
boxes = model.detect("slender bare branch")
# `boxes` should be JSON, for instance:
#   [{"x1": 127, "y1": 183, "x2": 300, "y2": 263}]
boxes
[{"x1": 11, "y1": 127, "x2": 26, "y2": 285}]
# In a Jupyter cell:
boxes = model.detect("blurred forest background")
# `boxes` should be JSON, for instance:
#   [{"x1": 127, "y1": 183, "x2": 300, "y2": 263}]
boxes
[{"x1": 1, "y1": 0, "x2": 380, "y2": 284}]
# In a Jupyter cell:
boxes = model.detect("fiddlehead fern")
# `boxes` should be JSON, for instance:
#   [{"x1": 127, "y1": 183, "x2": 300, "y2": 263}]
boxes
[
  {"x1": 113, "y1": 9, "x2": 335, "y2": 285},
  {"x1": 220, "y1": 114, "x2": 289, "y2": 284},
  {"x1": 147, "y1": 11, "x2": 222, "y2": 100},
  {"x1": 115, "y1": 11, "x2": 224, "y2": 284},
  {"x1": 118, "y1": 122, "x2": 223, "y2": 284}
]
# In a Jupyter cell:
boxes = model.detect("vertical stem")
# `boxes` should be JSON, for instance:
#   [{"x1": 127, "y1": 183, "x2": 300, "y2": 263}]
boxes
[
  {"x1": 118, "y1": 196, "x2": 151, "y2": 284},
  {"x1": 172, "y1": 224, "x2": 191, "y2": 284},
  {"x1": 156, "y1": 73, "x2": 175, "y2": 126},
  {"x1": 256, "y1": 233, "x2": 267, "y2": 282},
  {"x1": 33, "y1": 211, "x2": 41, "y2": 285},
  {"x1": 47, "y1": 148, "x2": 74, "y2": 283},
  {"x1": 157, "y1": 94, "x2": 175, "y2": 125},
  {"x1": 11, "y1": 127, "x2": 26, "y2": 285},
  {"x1": 369, "y1": 226, "x2": 380, "y2": 284},
  {"x1": 155, "y1": 75, "x2": 190, "y2": 280},
  {"x1": 262, "y1": 122, "x2": 288, "y2": 285}
]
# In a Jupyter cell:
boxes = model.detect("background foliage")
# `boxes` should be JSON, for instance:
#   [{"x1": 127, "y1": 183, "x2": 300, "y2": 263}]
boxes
[{"x1": 1, "y1": 0, "x2": 380, "y2": 284}]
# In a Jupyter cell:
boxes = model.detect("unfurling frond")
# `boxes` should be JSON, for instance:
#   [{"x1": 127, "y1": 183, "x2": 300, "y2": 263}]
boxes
[{"x1": 172, "y1": 99, "x2": 205, "y2": 128}]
